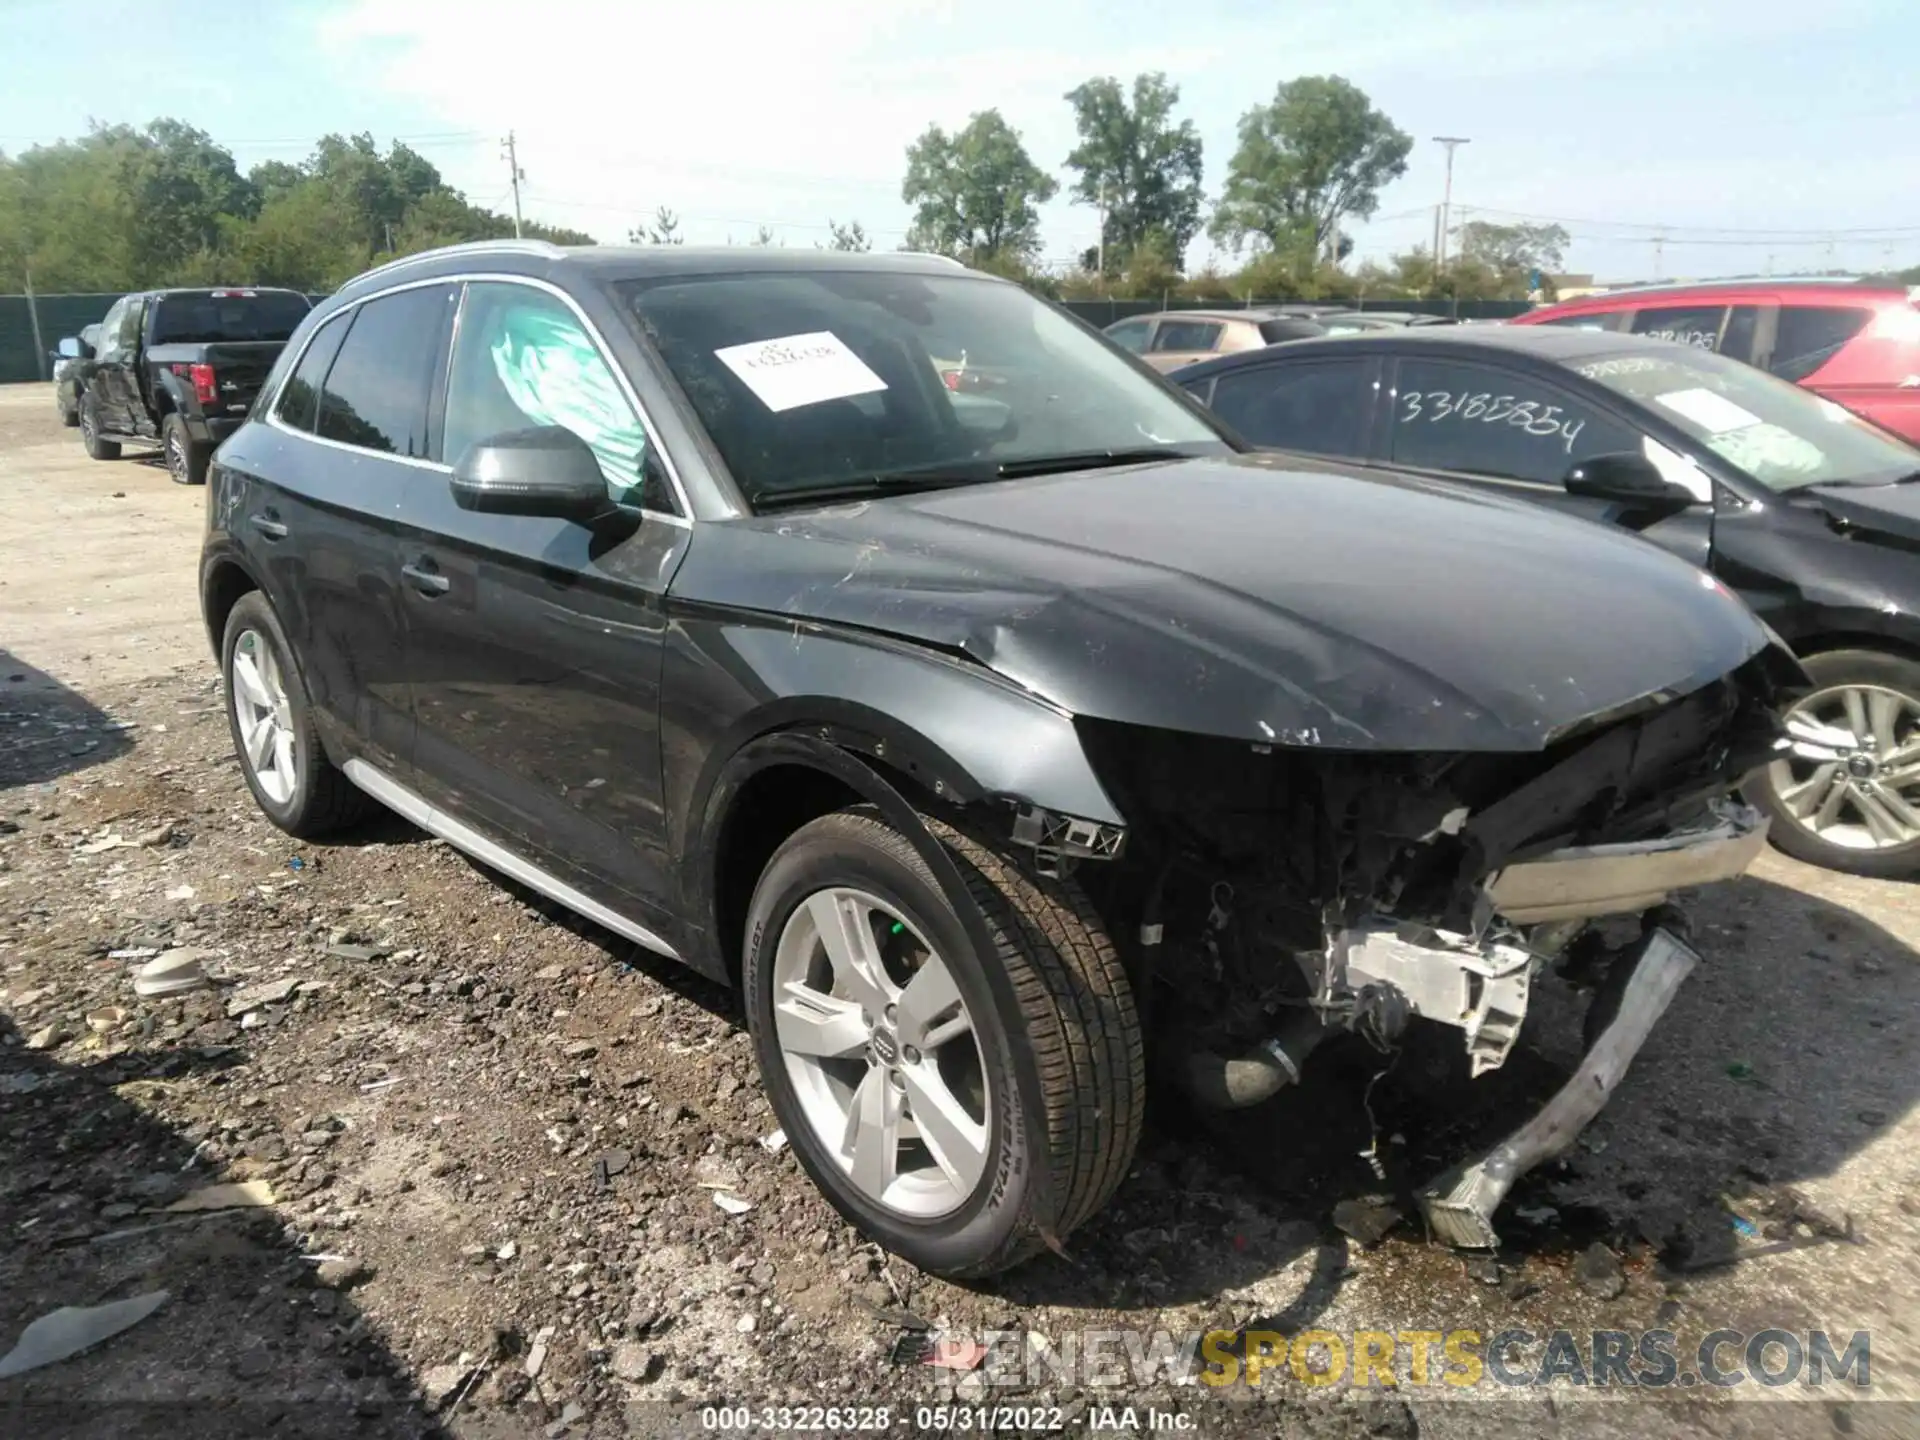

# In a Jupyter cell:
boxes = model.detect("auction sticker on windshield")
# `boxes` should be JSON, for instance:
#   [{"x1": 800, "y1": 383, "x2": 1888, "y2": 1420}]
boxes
[
  {"x1": 1655, "y1": 387, "x2": 1762, "y2": 435},
  {"x1": 714, "y1": 331, "x2": 888, "y2": 413}
]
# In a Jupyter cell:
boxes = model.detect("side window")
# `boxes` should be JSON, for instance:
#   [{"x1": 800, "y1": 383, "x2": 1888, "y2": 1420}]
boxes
[
  {"x1": 1104, "y1": 319, "x2": 1152, "y2": 353},
  {"x1": 316, "y1": 285, "x2": 455, "y2": 458},
  {"x1": 1388, "y1": 358, "x2": 1639, "y2": 485},
  {"x1": 1719, "y1": 305, "x2": 1762, "y2": 364},
  {"x1": 1150, "y1": 320, "x2": 1223, "y2": 354},
  {"x1": 274, "y1": 314, "x2": 351, "y2": 434},
  {"x1": 1770, "y1": 305, "x2": 1873, "y2": 383},
  {"x1": 444, "y1": 282, "x2": 659, "y2": 509},
  {"x1": 1630, "y1": 305, "x2": 1727, "y2": 350},
  {"x1": 1537, "y1": 310, "x2": 1620, "y2": 331},
  {"x1": 95, "y1": 300, "x2": 127, "y2": 359},
  {"x1": 118, "y1": 298, "x2": 146, "y2": 353},
  {"x1": 1208, "y1": 360, "x2": 1373, "y2": 457}
]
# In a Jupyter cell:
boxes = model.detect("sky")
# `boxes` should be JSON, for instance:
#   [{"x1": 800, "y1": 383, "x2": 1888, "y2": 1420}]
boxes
[{"x1": 3, "y1": 0, "x2": 1918, "y2": 282}]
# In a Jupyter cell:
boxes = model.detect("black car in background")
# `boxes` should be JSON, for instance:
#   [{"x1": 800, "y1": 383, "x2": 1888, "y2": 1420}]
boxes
[
  {"x1": 73, "y1": 287, "x2": 312, "y2": 484},
  {"x1": 1176, "y1": 327, "x2": 1920, "y2": 876},
  {"x1": 51, "y1": 323, "x2": 102, "y2": 426},
  {"x1": 200, "y1": 240, "x2": 1795, "y2": 1273}
]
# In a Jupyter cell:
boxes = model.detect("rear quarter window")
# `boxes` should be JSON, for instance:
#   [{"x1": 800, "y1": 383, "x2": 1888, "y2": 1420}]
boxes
[
  {"x1": 1770, "y1": 305, "x2": 1874, "y2": 383},
  {"x1": 150, "y1": 291, "x2": 313, "y2": 345}
]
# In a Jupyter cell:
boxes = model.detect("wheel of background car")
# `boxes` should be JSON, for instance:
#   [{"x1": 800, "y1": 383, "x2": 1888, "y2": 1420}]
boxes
[
  {"x1": 79, "y1": 393, "x2": 119, "y2": 460},
  {"x1": 162, "y1": 413, "x2": 208, "y2": 486},
  {"x1": 221, "y1": 592, "x2": 373, "y2": 838},
  {"x1": 1750, "y1": 648, "x2": 1920, "y2": 877},
  {"x1": 740, "y1": 806, "x2": 1144, "y2": 1278},
  {"x1": 58, "y1": 399, "x2": 79, "y2": 428}
]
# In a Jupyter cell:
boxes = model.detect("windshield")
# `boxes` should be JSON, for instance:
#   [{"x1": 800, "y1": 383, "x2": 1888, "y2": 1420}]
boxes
[
  {"x1": 1570, "y1": 344, "x2": 1918, "y2": 492},
  {"x1": 150, "y1": 290, "x2": 312, "y2": 345},
  {"x1": 619, "y1": 271, "x2": 1228, "y2": 505}
]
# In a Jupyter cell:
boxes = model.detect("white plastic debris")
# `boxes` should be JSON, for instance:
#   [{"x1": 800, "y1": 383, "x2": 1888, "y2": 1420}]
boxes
[
  {"x1": 164, "y1": 1180, "x2": 275, "y2": 1213},
  {"x1": 165, "y1": 884, "x2": 197, "y2": 902},
  {"x1": 0, "y1": 1291, "x2": 170, "y2": 1379},
  {"x1": 132, "y1": 949, "x2": 212, "y2": 999},
  {"x1": 713, "y1": 1192, "x2": 754, "y2": 1216},
  {"x1": 759, "y1": 1128, "x2": 788, "y2": 1154}
]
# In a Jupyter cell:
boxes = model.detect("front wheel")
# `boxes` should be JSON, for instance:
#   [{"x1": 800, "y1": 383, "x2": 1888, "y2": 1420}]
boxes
[
  {"x1": 1750, "y1": 648, "x2": 1920, "y2": 876},
  {"x1": 79, "y1": 394, "x2": 120, "y2": 460},
  {"x1": 58, "y1": 398, "x2": 79, "y2": 428},
  {"x1": 162, "y1": 414, "x2": 209, "y2": 486},
  {"x1": 742, "y1": 807, "x2": 1144, "y2": 1277}
]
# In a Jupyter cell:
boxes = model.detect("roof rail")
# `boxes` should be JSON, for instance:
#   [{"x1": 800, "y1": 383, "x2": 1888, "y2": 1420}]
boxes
[
  {"x1": 1592, "y1": 274, "x2": 1878, "y2": 297},
  {"x1": 888, "y1": 250, "x2": 968, "y2": 268},
  {"x1": 348, "y1": 237, "x2": 570, "y2": 288}
]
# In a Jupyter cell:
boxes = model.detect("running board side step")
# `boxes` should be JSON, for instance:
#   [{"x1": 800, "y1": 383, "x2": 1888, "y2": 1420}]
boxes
[{"x1": 342, "y1": 759, "x2": 682, "y2": 963}]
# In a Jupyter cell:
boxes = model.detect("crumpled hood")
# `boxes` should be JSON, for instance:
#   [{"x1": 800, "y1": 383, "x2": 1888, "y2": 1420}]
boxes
[{"x1": 676, "y1": 453, "x2": 1772, "y2": 751}]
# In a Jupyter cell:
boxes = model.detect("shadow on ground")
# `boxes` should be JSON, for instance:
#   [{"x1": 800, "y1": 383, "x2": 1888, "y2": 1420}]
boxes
[
  {"x1": 0, "y1": 652, "x2": 135, "y2": 790},
  {"x1": 0, "y1": 1009, "x2": 459, "y2": 1438}
]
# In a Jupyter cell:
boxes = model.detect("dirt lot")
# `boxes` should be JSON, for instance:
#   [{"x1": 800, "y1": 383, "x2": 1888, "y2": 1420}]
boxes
[{"x1": 0, "y1": 380, "x2": 1915, "y2": 1438}]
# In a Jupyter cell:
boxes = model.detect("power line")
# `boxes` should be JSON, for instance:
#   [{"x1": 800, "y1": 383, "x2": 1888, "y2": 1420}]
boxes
[{"x1": 1452, "y1": 202, "x2": 1920, "y2": 240}]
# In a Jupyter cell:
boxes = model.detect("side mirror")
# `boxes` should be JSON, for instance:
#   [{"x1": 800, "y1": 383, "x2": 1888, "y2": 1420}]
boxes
[
  {"x1": 450, "y1": 426, "x2": 609, "y2": 522},
  {"x1": 56, "y1": 336, "x2": 88, "y2": 360},
  {"x1": 1562, "y1": 452, "x2": 1700, "y2": 527}
]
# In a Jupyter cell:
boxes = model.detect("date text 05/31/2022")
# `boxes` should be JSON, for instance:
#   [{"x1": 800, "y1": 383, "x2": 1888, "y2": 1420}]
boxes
[{"x1": 697, "y1": 1405, "x2": 1194, "y2": 1432}]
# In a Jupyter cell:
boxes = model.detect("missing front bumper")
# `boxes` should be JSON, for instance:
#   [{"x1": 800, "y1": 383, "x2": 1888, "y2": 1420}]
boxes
[
  {"x1": 1483, "y1": 802, "x2": 1769, "y2": 925},
  {"x1": 1416, "y1": 926, "x2": 1699, "y2": 1249}
]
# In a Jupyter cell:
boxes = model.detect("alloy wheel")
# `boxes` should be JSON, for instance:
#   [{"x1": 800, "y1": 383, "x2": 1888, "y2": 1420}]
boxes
[
  {"x1": 80, "y1": 407, "x2": 96, "y2": 447},
  {"x1": 1770, "y1": 682, "x2": 1920, "y2": 850},
  {"x1": 229, "y1": 629, "x2": 297, "y2": 806},
  {"x1": 166, "y1": 430, "x2": 187, "y2": 484},
  {"x1": 770, "y1": 887, "x2": 990, "y2": 1218}
]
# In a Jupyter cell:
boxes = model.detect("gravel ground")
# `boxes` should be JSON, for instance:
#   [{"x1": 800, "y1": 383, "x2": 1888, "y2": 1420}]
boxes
[{"x1": 0, "y1": 382, "x2": 1915, "y2": 1438}]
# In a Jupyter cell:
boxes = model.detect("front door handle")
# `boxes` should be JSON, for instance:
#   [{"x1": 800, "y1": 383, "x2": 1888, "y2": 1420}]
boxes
[
  {"x1": 248, "y1": 513, "x2": 288, "y2": 540},
  {"x1": 401, "y1": 560, "x2": 451, "y2": 596}
]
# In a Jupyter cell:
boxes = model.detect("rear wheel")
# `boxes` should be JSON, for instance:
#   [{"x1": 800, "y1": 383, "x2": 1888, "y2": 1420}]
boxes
[
  {"x1": 58, "y1": 397, "x2": 79, "y2": 427},
  {"x1": 162, "y1": 414, "x2": 209, "y2": 486},
  {"x1": 1751, "y1": 648, "x2": 1920, "y2": 877},
  {"x1": 79, "y1": 394, "x2": 120, "y2": 460},
  {"x1": 742, "y1": 807, "x2": 1144, "y2": 1277},
  {"x1": 221, "y1": 591, "x2": 373, "y2": 838}
]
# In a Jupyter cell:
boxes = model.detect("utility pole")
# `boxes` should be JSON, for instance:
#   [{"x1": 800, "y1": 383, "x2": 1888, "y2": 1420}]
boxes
[
  {"x1": 1096, "y1": 178, "x2": 1107, "y2": 281},
  {"x1": 1652, "y1": 230, "x2": 1666, "y2": 280},
  {"x1": 1431, "y1": 136, "x2": 1469, "y2": 269},
  {"x1": 1431, "y1": 204, "x2": 1442, "y2": 262},
  {"x1": 501, "y1": 131, "x2": 525, "y2": 239},
  {"x1": 23, "y1": 262, "x2": 46, "y2": 382}
]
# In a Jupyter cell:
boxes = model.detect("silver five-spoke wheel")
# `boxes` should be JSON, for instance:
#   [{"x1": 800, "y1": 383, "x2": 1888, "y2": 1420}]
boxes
[
  {"x1": 229, "y1": 628, "x2": 298, "y2": 807},
  {"x1": 771, "y1": 887, "x2": 989, "y2": 1218},
  {"x1": 1771, "y1": 682, "x2": 1920, "y2": 851}
]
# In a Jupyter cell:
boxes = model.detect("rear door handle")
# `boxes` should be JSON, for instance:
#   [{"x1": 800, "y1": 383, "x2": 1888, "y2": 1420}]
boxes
[
  {"x1": 401, "y1": 560, "x2": 451, "y2": 596},
  {"x1": 248, "y1": 513, "x2": 288, "y2": 540}
]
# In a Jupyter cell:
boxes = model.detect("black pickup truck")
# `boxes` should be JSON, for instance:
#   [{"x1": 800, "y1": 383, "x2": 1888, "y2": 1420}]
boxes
[{"x1": 74, "y1": 287, "x2": 312, "y2": 484}]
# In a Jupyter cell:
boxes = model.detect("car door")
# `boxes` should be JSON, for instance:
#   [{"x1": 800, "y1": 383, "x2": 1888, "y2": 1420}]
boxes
[
  {"x1": 1188, "y1": 355, "x2": 1381, "y2": 461},
  {"x1": 1380, "y1": 352, "x2": 1713, "y2": 568},
  {"x1": 398, "y1": 278, "x2": 690, "y2": 927},
  {"x1": 91, "y1": 296, "x2": 142, "y2": 431},
  {"x1": 220, "y1": 283, "x2": 458, "y2": 777}
]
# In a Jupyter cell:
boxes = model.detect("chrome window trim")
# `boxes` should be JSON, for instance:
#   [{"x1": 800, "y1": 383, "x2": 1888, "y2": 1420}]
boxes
[{"x1": 262, "y1": 270, "x2": 694, "y2": 527}]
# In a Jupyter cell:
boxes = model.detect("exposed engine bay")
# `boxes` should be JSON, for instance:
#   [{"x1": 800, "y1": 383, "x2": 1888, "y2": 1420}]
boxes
[{"x1": 1007, "y1": 649, "x2": 1798, "y2": 1245}]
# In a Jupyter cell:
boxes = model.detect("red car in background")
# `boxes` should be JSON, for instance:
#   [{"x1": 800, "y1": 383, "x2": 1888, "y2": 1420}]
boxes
[{"x1": 1512, "y1": 278, "x2": 1920, "y2": 443}]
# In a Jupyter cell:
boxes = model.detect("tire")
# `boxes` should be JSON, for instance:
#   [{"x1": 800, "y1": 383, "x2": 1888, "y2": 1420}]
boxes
[
  {"x1": 58, "y1": 399, "x2": 79, "y2": 428},
  {"x1": 742, "y1": 807, "x2": 1144, "y2": 1278},
  {"x1": 162, "y1": 413, "x2": 210, "y2": 486},
  {"x1": 79, "y1": 394, "x2": 120, "y2": 460},
  {"x1": 220, "y1": 591, "x2": 374, "y2": 838},
  {"x1": 1749, "y1": 647, "x2": 1920, "y2": 877}
]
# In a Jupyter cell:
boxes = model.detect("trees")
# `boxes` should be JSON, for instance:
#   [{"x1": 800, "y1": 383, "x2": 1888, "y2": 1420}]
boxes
[
  {"x1": 823, "y1": 219, "x2": 870, "y2": 252},
  {"x1": 0, "y1": 119, "x2": 593, "y2": 294},
  {"x1": 1456, "y1": 219, "x2": 1568, "y2": 291},
  {"x1": 630, "y1": 207, "x2": 683, "y2": 245},
  {"x1": 901, "y1": 110, "x2": 1056, "y2": 264},
  {"x1": 1062, "y1": 72, "x2": 1204, "y2": 274},
  {"x1": 1210, "y1": 76, "x2": 1412, "y2": 264}
]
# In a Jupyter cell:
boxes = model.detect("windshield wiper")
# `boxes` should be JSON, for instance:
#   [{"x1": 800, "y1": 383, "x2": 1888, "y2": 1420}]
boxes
[{"x1": 992, "y1": 446, "x2": 1201, "y2": 479}]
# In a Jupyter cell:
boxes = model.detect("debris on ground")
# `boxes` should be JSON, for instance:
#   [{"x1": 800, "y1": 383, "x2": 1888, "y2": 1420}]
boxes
[
  {"x1": 225, "y1": 977, "x2": 301, "y2": 1017},
  {"x1": 760, "y1": 1128, "x2": 788, "y2": 1153},
  {"x1": 713, "y1": 1192, "x2": 753, "y2": 1216},
  {"x1": 314, "y1": 1257, "x2": 371, "y2": 1291},
  {"x1": 0, "y1": 1291, "x2": 170, "y2": 1379},
  {"x1": 1331, "y1": 1195, "x2": 1402, "y2": 1248},
  {"x1": 131, "y1": 948, "x2": 211, "y2": 998},
  {"x1": 165, "y1": 1180, "x2": 275, "y2": 1213},
  {"x1": 1574, "y1": 1242, "x2": 1627, "y2": 1300}
]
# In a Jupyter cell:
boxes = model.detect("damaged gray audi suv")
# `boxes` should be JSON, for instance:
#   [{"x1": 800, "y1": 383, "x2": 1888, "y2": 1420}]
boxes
[{"x1": 201, "y1": 241, "x2": 1802, "y2": 1275}]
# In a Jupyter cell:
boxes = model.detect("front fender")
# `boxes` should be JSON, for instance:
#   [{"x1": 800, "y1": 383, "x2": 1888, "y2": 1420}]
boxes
[{"x1": 664, "y1": 616, "x2": 1126, "y2": 879}]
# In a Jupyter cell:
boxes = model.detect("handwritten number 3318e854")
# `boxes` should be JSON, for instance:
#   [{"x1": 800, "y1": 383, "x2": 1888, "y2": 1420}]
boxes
[{"x1": 1399, "y1": 390, "x2": 1587, "y2": 454}]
